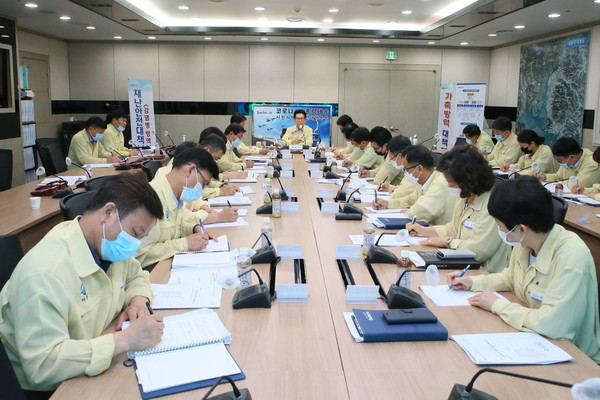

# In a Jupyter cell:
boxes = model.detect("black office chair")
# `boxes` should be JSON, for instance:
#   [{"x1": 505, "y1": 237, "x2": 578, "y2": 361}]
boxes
[
  {"x1": 430, "y1": 151, "x2": 443, "y2": 167},
  {"x1": 59, "y1": 191, "x2": 97, "y2": 220},
  {"x1": 82, "y1": 176, "x2": 111, "y2": 191},
  {"x1": 36, "y1": 138, "x2": 67, "y2": 175},
  {"x1": 141, "y1": 160, "x2": 163, "y2": 182},
  {"x1": 0, "y1": 338, "x2": 27, "y2": 400},
  {"x1": 0, "y1": 149, "x2": 13, "y2": 191},
  {"x1": 551, "y1": 195, "x2": 568, "y2": 224},
  {"x1": 0, "y1": 235, "x2": 24, "y2": 291}
]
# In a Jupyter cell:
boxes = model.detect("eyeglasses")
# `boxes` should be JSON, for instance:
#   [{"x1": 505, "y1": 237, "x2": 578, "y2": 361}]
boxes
[
  {"x1": 195, "y1": 169, "x2": 209, "y2": 187},
  {"x1": 294, "y1": 117, "x2": 306, "y2": 121},
  {"x1": 372, "y1": 144, "x2": 383, "y2": 152},
  {"x1": 405, "y1": 164, "x2": 421, "y2": 171}
]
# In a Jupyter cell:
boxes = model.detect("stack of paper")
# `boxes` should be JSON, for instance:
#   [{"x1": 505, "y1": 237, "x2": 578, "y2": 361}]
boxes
[
  {"x1": 169, "y1": 265, "x2": 238, "y2": 286},
  {"x1": 348, "y1": 234, "x2": 425, "y2": 247},
  {"x1": 212, "y1": 209, "x2": 248, "y2": 217},
  {"x1": 151, "y1": 283, "x2": 222, "y2": 309},
  {"x1": 451, "y1": 332, "x2": 574, "y2": 365},
  {"x1": 173, "y1": 251, "x2": 233, "y2": 268},
  {"x1": 208, "y1": 196, "x2": 252, "y2": 206},
  {"x1": 205, "y1": 217, "x2": 249, "y2": 228},
  {"x1": 229, "y1": 173, "x2": 259, "y2": 183},
  {"x1": 239, "y1": 186, "x2": 256, "y2": 195},
  {"x1": 199, "y1": 235, "x2": 229, "y2": 253},
  {"x1": 360, "y1": 193, "x2": 390, "y2": 203},
  {"x1": 419, "y1": 285, "x2": 507, "y2": 307}
]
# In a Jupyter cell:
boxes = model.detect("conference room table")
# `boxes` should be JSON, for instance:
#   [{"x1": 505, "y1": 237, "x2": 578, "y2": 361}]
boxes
[{"x1": 50, "y1": 153, "x2": 600, "y2": 400}]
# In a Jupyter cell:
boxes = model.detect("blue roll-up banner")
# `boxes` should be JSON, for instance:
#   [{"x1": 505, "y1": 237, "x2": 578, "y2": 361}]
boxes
[
  {"x1": 128, "y1": 78, "x2": 157, "y2": 147},
  {"x1": 251, "y1": 104, "x2": 332, "y2": 146}
]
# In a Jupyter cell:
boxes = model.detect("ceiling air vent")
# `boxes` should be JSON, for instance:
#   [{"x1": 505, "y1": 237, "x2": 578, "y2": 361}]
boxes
[
  {"x1": 121, "y1": 18, "x2": 139, "y2": 22},
  {"x1": 90, "y1": 3, "x2": 112, "y2": 7},
  {"x1": 449, "y1": 24, "x2": 467, "y2": 28},
  {"x1": 477, "y1": 11, "x2": 499, "y2": 15}
]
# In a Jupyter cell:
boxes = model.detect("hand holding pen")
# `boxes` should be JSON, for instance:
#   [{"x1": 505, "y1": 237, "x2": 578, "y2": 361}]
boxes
[{"x1": 447, "y1": 265, "x2": 472, "y2": 291}]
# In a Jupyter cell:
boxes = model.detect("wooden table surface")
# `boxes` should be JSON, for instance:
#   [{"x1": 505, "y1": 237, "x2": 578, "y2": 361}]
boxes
[{"x1": 40, "y1": 154, "x2": 600, "y2": 399}]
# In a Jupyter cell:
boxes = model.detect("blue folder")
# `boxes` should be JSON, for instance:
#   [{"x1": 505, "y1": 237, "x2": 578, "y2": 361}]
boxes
[{"x1": 352, "y1": 309, "x2": 448, "y2": 342}]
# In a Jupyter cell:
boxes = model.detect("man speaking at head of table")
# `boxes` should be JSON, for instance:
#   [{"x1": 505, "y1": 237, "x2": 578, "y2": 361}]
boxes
[{"x1": 281, "y1": 109, "x2": 313, "y2": 146}]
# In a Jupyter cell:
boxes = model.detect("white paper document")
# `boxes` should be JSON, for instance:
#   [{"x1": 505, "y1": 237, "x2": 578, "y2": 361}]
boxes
[
  {"x1": 200, "y1": 235, "x2": 229, "y2": 253},
  {"x1": 229, "y1": 173, "x2": 259, "y2": 183},
  {"x1": 213, "y1": 208, "x2": 248, "y2": 216},
  {"x1": 544, "y1": 183, "x2": 571, "y2": 194},
  {"x1": 208, "y1": 196, "x2": 252, "y2": 206},
  {"x1": 419, "y1": 285, "x2": 478, "y2": 306},
  {"x1": 366, "y1": 213, "x2": 406, "y2": 220},
  {"x1": 364, "y1": 207, "x2": 404, "y2": 214},
  {"x1": 41, "y1": 176, "x2": 86, "y2": 186},
  {"x1": 451, "y1": 332, "x2": 574, "y2": 365},
  {"x1": 239, "y1": 186, "x2": 256, "y2": 195},
  {"x1": 168, "y1": 265, "x2": 238, "y2": 285},
  {"x1": 173, "y1": 252, "x2": 232, "y2": 268},
  {"x1": 151, "y1": 283, "x2": 222, "y2": 309},
  {"x1": 360, "y1": 193, "x2": 389, "y2": 204},
  {"x1": 83, "y1": 163, "x2": 115, "y2": 168},
  {"x1": 205, "y1": 217, "x2": 249, "y2": 228}
]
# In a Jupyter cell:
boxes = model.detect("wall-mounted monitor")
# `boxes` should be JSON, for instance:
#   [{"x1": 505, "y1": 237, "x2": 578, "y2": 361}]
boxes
[{"x1": 0, "y1": 43, "x2": 15, "y2": 114}]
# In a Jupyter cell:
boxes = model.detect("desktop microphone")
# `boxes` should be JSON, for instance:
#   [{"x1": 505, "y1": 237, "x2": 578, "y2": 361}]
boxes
[
  {"x1": 128, "y1": 140, "x2": 146, "y2": 157},
  {"x1": 542, "y1": 178, "x2": 569, "y2": 187},
  {"x1": 420, "y1": 134, "x2": 441, "y2": 149},
  {"x1": 200, "y1": 376, "x2": 251, "y2": 400},
  {"x1": 163, "y1": 130, "x2": 175, "y2": 146},
  {"x1": 108, "y1": 146, "x2": 132, "y2": 170},
  {"x1": 275, "y1": 177, "x2": 289, "y2": 200},
  {"x1": 325, "y1": 171, "x2": 342, "y2": 179},
  {"x1": 107, "y1": 145, "x2": 129, "y2": 161},
  {"x1": 448, "y1": 368, "x2": 573, "y2": 400},
  {"x1": 231, "y1": 268, "x2": 275, "y2": 309},
  {"x1": 65, "y1": 157, "x2": 91, "y2": 179},
  {"x1": 334, "y1": 172, "x2": 353, "y2": 202},
  {"x1": 35, "y1": 167, "x2": 73, "y2": 198}
]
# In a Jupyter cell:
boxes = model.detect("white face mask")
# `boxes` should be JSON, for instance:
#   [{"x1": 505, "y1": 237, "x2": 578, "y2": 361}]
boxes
[
  {"x1": 497, "y1": 225, "x2": 524, "y2": 247},
  {"x1": 405, "y1": 171, "x2": 419, "y2": 185},
  {"x1": 391, "y1": 159, "x2": 404, "y2": 171},
  {"x1": 448, "y1": 186, "x2": 462, "y2": 198}
]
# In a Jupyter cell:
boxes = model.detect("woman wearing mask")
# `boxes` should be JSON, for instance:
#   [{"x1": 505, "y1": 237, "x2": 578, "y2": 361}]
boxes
[
  {"x1": 406, "y1": 146, "x2": 511, "y2": 273},
  {"x1": 447, "y1": 176, "x2": 600, "y2": 363},
  {"x1": 500, "y1": 129, "x2": 554, "y2": 175}
]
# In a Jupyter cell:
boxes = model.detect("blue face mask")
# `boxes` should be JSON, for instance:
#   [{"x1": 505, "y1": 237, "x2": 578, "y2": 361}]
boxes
[
  {"x1": 180, "y1": 169, "x2": 203, "y2": 202},
  {"x1": 101, "y1": 210, "x2": 141, "y2": 262},
  {"x1": 231, "y1": 138, "x2": 242, "y2": 148},
  {"x1": 465, "y1": 139, "x2": 472, "y2": 145},
  {"x1": 494, "y1": 134, "x2": 504, "y2": 142},
  {"x1": 117, "y1": 125, "x2": 126, "y2": 132}
]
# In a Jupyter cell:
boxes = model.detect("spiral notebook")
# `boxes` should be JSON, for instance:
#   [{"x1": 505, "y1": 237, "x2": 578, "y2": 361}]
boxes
[{"x1": 126, "y1": 309, "x2": 245, "y2": 399}]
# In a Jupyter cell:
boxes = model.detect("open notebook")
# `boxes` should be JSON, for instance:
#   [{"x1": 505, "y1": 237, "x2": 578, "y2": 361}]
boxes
[{"x1": 125, "y1": 309, "x2": 245, "y2": 399}]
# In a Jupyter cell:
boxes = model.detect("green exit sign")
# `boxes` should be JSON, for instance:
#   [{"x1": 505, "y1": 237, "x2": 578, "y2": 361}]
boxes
[{"x1": 386, "y1": 51, "x2": 397, "y2": 60}]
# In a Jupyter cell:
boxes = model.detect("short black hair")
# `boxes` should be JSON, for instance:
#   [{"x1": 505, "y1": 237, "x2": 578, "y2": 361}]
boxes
[
  {"x1": 200, "y1": 134, "x2": 226, "y2": 154},
  {"x1": 462, "y1": 125, "x2": 481, "y2": 138},
  {"x1": 593, "y1": 146, "x2": 600, "y2": 163},
  {"x1": 341, "y1": 123, "x2": 358, "y2": 140},
  {"x1": 517, "y1": 129, "x2": 545, "y2": 145},
  {"x1": 224, "y1": 124, "x2": 246, "y2": 136},
  {"x1": 437, "y1": 146, "x2": 495, "y2": 197},
  {"x1": 387, "y1": 135, "x2": 411, "y2": 155},
  {"x1": 230, "y1": 113, "x2": 247, "y2": 124},
  {"x1": 86, "y1": 116, "x2": 107, "y2": 130},
  {"x1": 488, "y1": 175, "x2": 555, "y2": 233},
  {"x1": 552, "y1": 137, "x2": 582, "y2": 157},
  {"x1": 491, "y1": 116, "x2": 512, "y2": 132},
  {"x1": 199, "y1": 127, "x2": 226, "y2": 143},
  {"x1": 173, "y1": 141, "x2": 201, "y2": 160},
  {"x1": 350, "y1": 127, "x2": 371, "y2": 143},
  {"x1": 337, "y1": 114, "x2": 353, "y2": 127},
  {"x1": 173, "y1": 147, "x2": 219, "y2": 181},
  {"x1": 402, "y1": 145, "x2": 434, "y2": 169},
  {"x1": 294, "y1": 109, "x2": 307, "y2": 119},
  {"x1": 370, "y1": 126, "x2": 392, "y2": 146},
  {"x1": 106, "y1": 110, "x2": 128, "y2": 124},
  {"x1": 84, "y1": 174, "x2": 163, "y2": 220}
]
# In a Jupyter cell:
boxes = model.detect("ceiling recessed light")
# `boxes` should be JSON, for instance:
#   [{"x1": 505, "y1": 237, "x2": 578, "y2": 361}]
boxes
[
  {"x1": 488, "y1": 33, "x2": 497, "y2": 37},
  {"x1": 86, "y1": 26, "x2": 96, "y2": 30},
  {"x1": 317, "y1": 38, "x2": 325, "y2": 42},
  {"x1": 1, "y1": 35, "x2": 10, "y2": 38},
  {"x1": 372, "y1": 40, "x2": 380, "y2": 43},
  {"x1": 514, "y1": 25, "x2": 525, "y2": 29},
  {"x1": 204, "y1": 37, "x2": 212, "y2": 40},
  {"x1": 286, "y1": 17, "x2": 305, "y2": 22},
  {"x1": 59, "y1": 16, "x2": 71, "y2": 20},
  {"x1": 178, "y1": 5, "x2": 189, "y2": 10},
  {"x1": 24, "y1": 3, "x2": 38, "y2": 8},
  {"x1": 328, "y1": 8, "x2": 339, "y2": 13},
  {"x1": 323, "y1": 18, "x2": 333, "y2": 23},
  {"x1": 261, "y1": 37, "x2": 269, "y2": 41},
  {"x1": 548, "y1": 13, "x2": 561, "y2": 18},
  {"x1": 254, "y1": 6, "x2": 265, "y2": 11},
  {"x1": 428, "y1": 41, "x2": 435, "y2": 45},
  {"x1": 148, "y1": 36, "x2": 156, "y2": 39},
  {"x1": 401, "y1": 10, "x2": 413, "y2": 15},
  {"x1": 595, "y1": 0, "x2": 600, "y2": 3},
  {"x1": 460, "y1": 42, "x2": 468, "y2": 45},
  {"x1": 114, "y1": 36, "x2": 122, "y2": 39}
]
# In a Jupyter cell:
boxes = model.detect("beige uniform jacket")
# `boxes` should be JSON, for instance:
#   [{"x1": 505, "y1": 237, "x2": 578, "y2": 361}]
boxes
[
  {"x1": 470, "y1": 225, "x2": 600, "y2": 363},
  {"x1": 353, "y1": 144, "x2": 383, "y2": 169},
  {"x1": 282, "y1": 125, "x2": 313, "y2": 146},
  {"x1": 0, "y1": 220, "x2": 153, "y2": 390},
  {"x1": 217, "y1": 141, "x2": 245, "y2": 173},
  {"x1": 100, "y1": 124, "x2": 130, "y2": 154},
  {"x1": 433, "y1": 191, "x2": 511, "y2": 273},
  {"x1": 544, "y1": 148, "x2": 600, "y2": 190},
  {"x1": 67, "y1": 129, "x2": 111, "y2": 167},
  {"x1": 474, "y1": 131, "x2": 494, "y2": 155},
  {"x1": 514, "y1": 144, "x2": 554, "y2": 175},
  {"x1": 370, "y1": 155, "x2": 404, "y2": 186},
  {"x1": 487, "y1": 133, "x2": 521, "y2": 167}
]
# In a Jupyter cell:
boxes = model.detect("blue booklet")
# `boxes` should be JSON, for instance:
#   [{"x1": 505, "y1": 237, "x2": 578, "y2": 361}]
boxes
[
  {"x1": 377, "y1": 218, "x2": 430, "y2": 230},
  {"x1": 346, "y1": 309, "x2": 448, "y2": 343}
]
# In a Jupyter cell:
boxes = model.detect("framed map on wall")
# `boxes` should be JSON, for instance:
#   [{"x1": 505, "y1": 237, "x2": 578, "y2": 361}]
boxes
[{"x1": 516, "y1": 32, "x2": 590, "y2": 146}]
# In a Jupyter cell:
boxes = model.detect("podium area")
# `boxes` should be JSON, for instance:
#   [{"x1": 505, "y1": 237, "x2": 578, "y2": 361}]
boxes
[{"x1": 2, "y1": 154, "x2": 598, "y2": 399}]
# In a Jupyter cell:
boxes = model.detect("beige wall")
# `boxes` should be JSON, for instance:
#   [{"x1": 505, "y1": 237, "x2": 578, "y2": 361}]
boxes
[{"x1": 488, "y1": 24, "x2": 600, "y2": 149}]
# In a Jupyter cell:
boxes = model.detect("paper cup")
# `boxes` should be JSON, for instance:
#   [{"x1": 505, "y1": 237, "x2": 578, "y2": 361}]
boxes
[{"x1": 29, "y1": 197, "x2": 41, "y2": 210}]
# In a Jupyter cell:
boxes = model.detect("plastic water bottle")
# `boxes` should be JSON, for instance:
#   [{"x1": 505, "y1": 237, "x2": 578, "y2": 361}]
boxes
[
  {"x1": 396, "y1": 250, "x2": 414, "y2": 288},
  {"x1": 261, "y1": 217, "x2": 273, "y2": 247},
  {"x1": 237, "y1": 249, "x2": 253, "y2": 289},
  {"x1": 182, "y1": 135, "x2": 187, "y2": 143},
  {"x1": 263, "y1": 178, "x2": 272, "y2": 203},
  {"x1": 362, "y1": 218, "x2": 376, "y2": 256},
  {"x1": 412, "y1": 134, "x2": 418, "y2": 145},
  {"x1": 272, "y1": 189, "x2": 282, "y2": 218}
]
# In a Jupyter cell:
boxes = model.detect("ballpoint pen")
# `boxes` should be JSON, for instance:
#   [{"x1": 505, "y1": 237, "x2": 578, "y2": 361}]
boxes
[
  {"x1": 145, "y1": 301, "x2": 154, "y2": 315},
  {"x1": 198, "y1": 218, "x2": 205, "y2": 234},
  {"x1": 448, "y1": 265, "x2": 471, "y2": 291},
  {"x1": 227, "y1": 200, "x2": 232, "y2": 208},
  {"x1": 374, "y1": 188, "x2": 377, "y2": 201}
]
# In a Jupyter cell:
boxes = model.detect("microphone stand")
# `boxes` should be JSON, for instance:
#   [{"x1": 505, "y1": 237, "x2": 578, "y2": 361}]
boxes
[
  {"x1": 36, "y1": 169, "x2": 73, "y2": 198},
  {"x1": 275, "y1": 177, "x2": 288, "y2": 200},
  {"x1": 200, "y1": 375, "x2": 251, "y2": 400},
  {"x1": 164, "y1": 130, "x2": 175, "y2": 147},
  {"x1": 335, "y1": 172, "x2": 353, "y2": 202},
  {"x1": 66, "y1": 158, "x2": 91, "y2": 179}
]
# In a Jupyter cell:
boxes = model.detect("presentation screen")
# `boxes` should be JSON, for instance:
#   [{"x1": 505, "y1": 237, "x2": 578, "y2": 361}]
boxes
[{"x1": 251, "y1": 104, "x2": 332, "y2": 146}]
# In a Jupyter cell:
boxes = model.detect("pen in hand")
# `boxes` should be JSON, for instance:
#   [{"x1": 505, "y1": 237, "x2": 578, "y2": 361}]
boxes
[
  {"x1": 448, "y1": 265, "x2": 471, "y2": 291},
  {"x1": 145, "y1": 301, "x2": 154, "y2": 315},
  {"x1": 198, "y1": 218, "x2": 205, "y2": 234},
  {"x1": 227, "y1": 200, "x2": 232, "y2": 208}
]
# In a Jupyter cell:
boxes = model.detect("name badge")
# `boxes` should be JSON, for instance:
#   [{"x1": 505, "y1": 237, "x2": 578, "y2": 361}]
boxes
[
  {"x1": 464, "y1": 221, "x2": 475, "y2": 229},
  {"x1": 531, "y1": 291, "x2": 544, "y2": 302},
  {"x1": 346, "y1": 285, "x2": 379, "y2": 304},
  {"x1": 280, "y1": 170, "x2": 293, "y2": 179}
]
